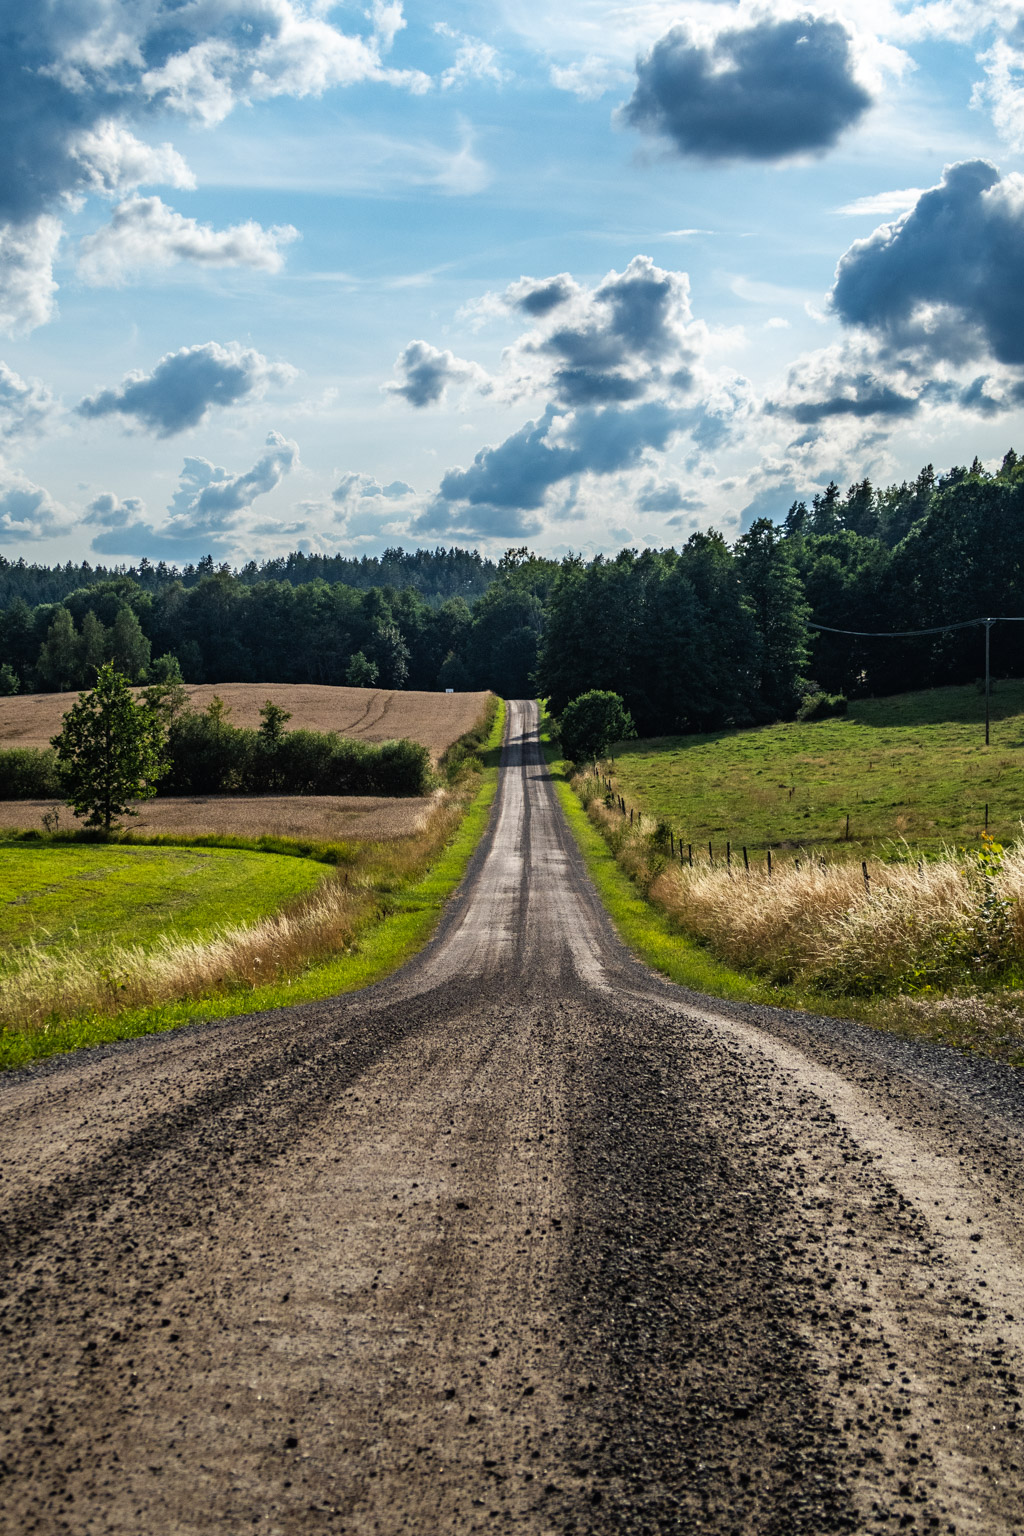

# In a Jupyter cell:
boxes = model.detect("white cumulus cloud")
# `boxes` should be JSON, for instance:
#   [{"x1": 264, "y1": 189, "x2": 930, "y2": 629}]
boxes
[{"x1": 77, "y1": 197, "x2": 299, "y2": 286}]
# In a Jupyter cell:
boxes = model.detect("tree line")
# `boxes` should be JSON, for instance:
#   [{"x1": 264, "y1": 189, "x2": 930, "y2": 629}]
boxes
[{"x1": 3, "y1": 451, "x2": 1024, "y2": 734}]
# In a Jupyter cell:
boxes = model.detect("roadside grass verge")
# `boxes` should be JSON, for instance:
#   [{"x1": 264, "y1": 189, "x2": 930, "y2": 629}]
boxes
[
  {"x1": 0, "y1": 699, "x2": 505, "y2": 1072},
  {"x1": 542, "y1": 712, "x2": 1024, "y2": 1070},
  {"x1": 609, "y1": 681, "x2": 1024, "y2": 856}
]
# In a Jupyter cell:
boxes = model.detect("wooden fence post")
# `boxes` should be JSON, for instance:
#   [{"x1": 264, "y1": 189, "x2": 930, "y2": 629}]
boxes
[
  {"x1": 862, "y1": 861, "x2": 871, "y2": 896},
  {"x1": 767, "y1": 848, "x2": 772, "y2": 878},
  {"x1": 742, "y1": 847, "x2": 749, "y2": 875},
  {"x1": 688, "y1": 844, "x2": 693, "y2": 868}
]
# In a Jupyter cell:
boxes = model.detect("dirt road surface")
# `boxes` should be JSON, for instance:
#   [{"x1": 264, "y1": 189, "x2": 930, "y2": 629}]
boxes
[{"x1": 2, "y1": 700, "x2": 1024, "y2": 1534}]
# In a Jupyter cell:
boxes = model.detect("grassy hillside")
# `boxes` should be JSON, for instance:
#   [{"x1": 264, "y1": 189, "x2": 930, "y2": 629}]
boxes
[
  {"x1": 610, "y1": 682, "x2": 1024, "y2": 855},
  {"x1": 0, "y1": 843, "x2": 327, "y2": 957}
]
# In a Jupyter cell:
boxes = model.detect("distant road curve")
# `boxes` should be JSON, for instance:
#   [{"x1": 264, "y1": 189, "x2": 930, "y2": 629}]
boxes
[{"x1": 2, "y1": 698, "x2": 1023, "y2": 1534}]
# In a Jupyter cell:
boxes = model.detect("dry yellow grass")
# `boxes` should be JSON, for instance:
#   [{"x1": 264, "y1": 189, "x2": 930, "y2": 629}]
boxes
[
  {"x1": 2, "y1": 872, "x2": 364, "y2": 1030},
  {"x1": 575, "y1": 771, "x2": 1024, "y2": 997},
  {"x1": 0, "y1": 684, "x2": 491, "y2": 762},
  {"x1": 0, "y1": 794, "x2": 434, "y2": 841}
]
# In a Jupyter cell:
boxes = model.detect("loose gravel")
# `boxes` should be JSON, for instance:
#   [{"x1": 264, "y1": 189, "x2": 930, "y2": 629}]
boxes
[{"x1": 1, "y1": 701, "x2": 1022, "y2": 1534}]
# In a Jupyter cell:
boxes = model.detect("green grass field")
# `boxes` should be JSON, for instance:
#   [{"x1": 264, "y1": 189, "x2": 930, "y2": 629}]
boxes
[
  {"x1": 0, "y1": 843, "x2": 328, "y2": 958},
  {"x1": 542, "y1": 708, "x2": 1024, "y2": 1069},
  {"x1": 0, "y1": 699, "x2": 506, "y2": 1071},
  {"x1": 610, "y1": 682, "x2": 1024, "y2": 855}
]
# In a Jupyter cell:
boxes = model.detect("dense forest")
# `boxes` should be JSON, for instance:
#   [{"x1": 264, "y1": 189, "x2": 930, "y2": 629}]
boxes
[{"x1": 3, "y1": 451, "x2": 1024, "y2": 737}]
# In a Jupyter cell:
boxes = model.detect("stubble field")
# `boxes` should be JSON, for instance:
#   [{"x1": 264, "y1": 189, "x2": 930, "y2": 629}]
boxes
[
  {"x1": 0, "y1": 683, "x2": 491, "y2": 761},
  {"x1": 0, "y1": 793, "x2": 434, "y2": 841}
]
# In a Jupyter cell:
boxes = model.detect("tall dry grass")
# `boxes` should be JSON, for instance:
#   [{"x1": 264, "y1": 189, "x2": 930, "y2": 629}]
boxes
[
  {"x1": 575, "y1": 771, "x2": 1024, "y2": 997},
  {"x1": 1, "y1": 875, "x2": 365, "y2": 1030}
]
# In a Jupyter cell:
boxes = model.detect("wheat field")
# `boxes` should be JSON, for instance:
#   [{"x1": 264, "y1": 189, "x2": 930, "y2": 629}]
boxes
[
  {"x1": 0, "y1": 684, "x2": 491, "y2": 761},
  {"x1": 0, "y1": 793, "x2": 435, "y2": 841}
]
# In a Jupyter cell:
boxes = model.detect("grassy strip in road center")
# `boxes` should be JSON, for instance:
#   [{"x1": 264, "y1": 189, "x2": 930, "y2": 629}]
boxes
[
  {"x1": 0, "y1": 699, "x2": 506, "y2": 1072},
  {"x1": 540, "y1": 709, "x2": 1024, "y2": 1070}
]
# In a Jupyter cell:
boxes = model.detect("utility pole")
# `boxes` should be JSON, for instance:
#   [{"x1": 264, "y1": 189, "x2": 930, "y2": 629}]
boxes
[{"x1": 985, "y1": 618, "x2": 993, "y2": 747}]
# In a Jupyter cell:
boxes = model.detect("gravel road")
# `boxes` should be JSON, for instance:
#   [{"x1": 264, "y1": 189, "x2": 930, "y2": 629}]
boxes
[{"x1": 2, "y1": 699, "x2": 1024, "y2": 1535}]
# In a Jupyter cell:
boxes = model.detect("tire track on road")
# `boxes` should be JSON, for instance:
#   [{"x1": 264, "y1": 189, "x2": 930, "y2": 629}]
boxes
[{"x1": 1, "y1": 701, "x2": 1023, "y2": 1534}]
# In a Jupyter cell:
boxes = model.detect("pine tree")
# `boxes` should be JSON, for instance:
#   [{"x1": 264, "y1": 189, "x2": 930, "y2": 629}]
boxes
[
  {"x1": 736, "y1": 518, "x2": 811, "y2": 717},
  {"x1": 79, "y1": 610, "x2": 110, "y2": 683}
]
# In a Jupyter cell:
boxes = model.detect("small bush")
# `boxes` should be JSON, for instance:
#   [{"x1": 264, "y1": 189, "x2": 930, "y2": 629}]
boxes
[
  {"x1": 797, "y1": 689, "x2": 848, "y2": 722},
  {"x1": 0, "y1": 748, "x2": 63, "y2": 798}
]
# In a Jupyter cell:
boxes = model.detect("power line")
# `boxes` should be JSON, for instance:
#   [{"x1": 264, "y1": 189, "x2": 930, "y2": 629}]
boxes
[
  {"x1": 809, "y1": 618, "x2": 982, "y2": 638},
  {"x1": 810, "y1": 616, "x2": 1024, "y2": 638},
  {"x1": 807, "y1": 613, "x2": 1024, "y2": 744}
]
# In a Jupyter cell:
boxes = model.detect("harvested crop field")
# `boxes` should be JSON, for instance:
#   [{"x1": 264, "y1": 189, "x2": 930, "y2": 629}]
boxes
[
  {"x1": 0, "y1": 794, "x2": 433, "y2": 842},
  {"x1": 0, "y1": 684, "x2": 491, "y2": 761}
]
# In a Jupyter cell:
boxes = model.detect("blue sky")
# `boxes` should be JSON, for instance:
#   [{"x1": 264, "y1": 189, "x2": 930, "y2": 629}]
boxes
[{"x1": 3, "y1": 0, "x2": 1024, "y2": 566}]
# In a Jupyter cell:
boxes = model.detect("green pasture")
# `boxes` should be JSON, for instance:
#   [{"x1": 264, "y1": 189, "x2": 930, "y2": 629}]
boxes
[
  {"x1": 0, "y1": 843, "x2": 327, "y2": 960},
  {"x1": 609, "y1": 682, "x2": 1024, "y2": 855},
  {"x1": 0, "y1": 699, "x2": 506, "y2": 1071},
  {"x1": 541, "y1": 708, "x2": 1024, "y2": 1069}
]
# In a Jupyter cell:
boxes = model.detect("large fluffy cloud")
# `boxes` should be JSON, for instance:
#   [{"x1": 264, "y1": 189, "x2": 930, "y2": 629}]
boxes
[
  {"x1": 622, "y1": 16, "x2": 872, "y2": 162},
  {"x1": 437, "y1": 400, "x2": 684, "y2": 511},
  {"x1": 77, "y1": 342, "x2": 295, "y2": 436},
  {"x1": 83, "y1": 492, "x2": 147, "y2": 529},
  {"x1": 766, "y1": 347, "x2": 924, "y2": 426},
  {"x1": 399, "y1": 255, "x2": 744, "y2": 536},
  {"x1": 0, "y1": 0, "x2": 423, "y2": 331},
  {"x1": 0, "y1": 363, "x2": 57, "y2": 441},
  {"x1": 0, "y1": 218, "x2": 63, "y2": 335},
  {"x1": 77, "y1": 197, "x2": 299, "y2": 285},
  {"x1": 168, "y1": 433, "x2": 298, "y2": 531},
  {"x1": 830, "y1": 160, "x2": 1024, "y2": 366},
  {"x1": 520, "y1": 256, "x2": 703, "y2": 406}
]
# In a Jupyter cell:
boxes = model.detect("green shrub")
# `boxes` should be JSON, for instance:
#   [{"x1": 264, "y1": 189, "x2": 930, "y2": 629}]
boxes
[
  {"x1": 559, "y1": 690, "x2": 636, "y2": 762},
  {"x1": 0, "y1": 748, "x2": 62, "y2": 798},
  {"x1": 161, "y1": 703, "x2": 430, "y2": 798},
  {"x1": 797, "y1": 689, "x2": 848, "y2": 722},
  {"x1": 438, "y1": 695, "x2": 500, "y2": 784},
  {"x1": 164, "y1": 708, "x2": 255, "y2": 793}
]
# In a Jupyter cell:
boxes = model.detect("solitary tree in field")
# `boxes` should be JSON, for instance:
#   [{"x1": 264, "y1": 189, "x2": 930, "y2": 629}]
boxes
[
  {"x1": 559, "y1": 690, "x2": 636, "y2": 765},
  {"x1": 52, "y1": 663, "x2": 168, "y2": 832}
]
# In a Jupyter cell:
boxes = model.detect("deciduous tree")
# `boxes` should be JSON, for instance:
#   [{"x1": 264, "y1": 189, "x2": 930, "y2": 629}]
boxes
[
  {"x1": 52, "y1": 663, "x2": 167, "y2": 832},
  {"x1": 559, "y1": 690, "x2": 636, "y2": 764}
]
